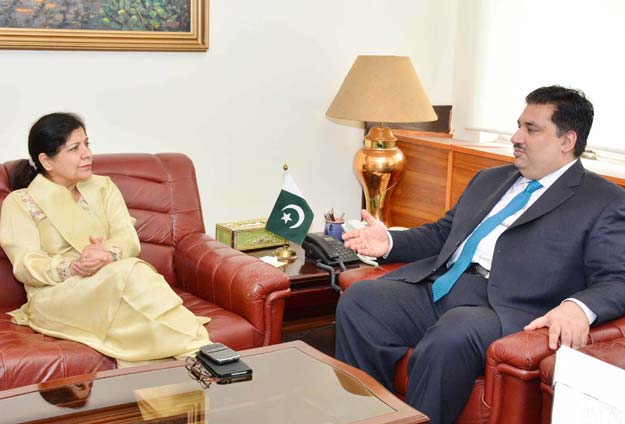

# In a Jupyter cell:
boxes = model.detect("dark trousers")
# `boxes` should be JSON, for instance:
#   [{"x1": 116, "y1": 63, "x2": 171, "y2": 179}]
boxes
[{"x1": 335, "y1": 273, "x2": 502, "y2": 424}]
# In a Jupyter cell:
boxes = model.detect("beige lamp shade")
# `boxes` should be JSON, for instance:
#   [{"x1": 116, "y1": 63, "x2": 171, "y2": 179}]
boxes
[{"x1": 326, "y1": 55, "x2": 437, "y2": 123}]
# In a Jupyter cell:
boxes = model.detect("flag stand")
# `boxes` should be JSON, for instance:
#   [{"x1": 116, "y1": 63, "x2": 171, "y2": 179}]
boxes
[
  {"x1": 266, "y1": 163, "x2": 313, "y2": 263},
  {"x1": 273, "y1": 242, "x2": 297, "y2": 262}
]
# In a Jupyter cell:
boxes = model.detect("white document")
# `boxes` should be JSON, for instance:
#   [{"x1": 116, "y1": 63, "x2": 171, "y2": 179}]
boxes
[{"x1": 551, "y1": 345, "x2": 625, "y2": 423}]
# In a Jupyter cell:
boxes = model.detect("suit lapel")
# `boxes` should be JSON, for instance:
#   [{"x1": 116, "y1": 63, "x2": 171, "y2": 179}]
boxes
[
  {"x1": 509, "y1": 160, "x2": 583, "y2": 229},
  {"x1": 466, "y1": 170, "x2": 521, "y2": 232},
  {"x1": 433, "y1": 162, "x2": 583, "y2": 271},
  {"x1": 27, "y1": 174, "x2": 92, "y2": 252},
  {"x1": 435, "y1": 168, "x2": 521, "y2": 269}
]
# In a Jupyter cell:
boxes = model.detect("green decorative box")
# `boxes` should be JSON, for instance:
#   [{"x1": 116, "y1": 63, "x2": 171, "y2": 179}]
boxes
[{"x1": 215, "y1": 218, "x2": 286, "y2": 251}]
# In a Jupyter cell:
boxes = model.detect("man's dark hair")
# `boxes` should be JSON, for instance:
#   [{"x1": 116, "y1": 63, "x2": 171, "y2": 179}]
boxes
[{"x1": 525, "y1": 85, "x2": 594, "y2": 157}]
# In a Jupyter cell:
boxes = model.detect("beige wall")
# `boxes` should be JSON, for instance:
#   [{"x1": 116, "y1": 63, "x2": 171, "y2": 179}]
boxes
[
  {"x1": 0, "y1": 0, "x2": 458, "y2": 234},
  {"x1": 452, "y1": 0, "x2": 625, "y2": 151}
]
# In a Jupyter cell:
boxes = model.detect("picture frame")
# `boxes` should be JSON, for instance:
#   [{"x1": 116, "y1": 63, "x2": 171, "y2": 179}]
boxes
[{"x1": 0, "y1": 0, "x2": 208, "y2": 51}]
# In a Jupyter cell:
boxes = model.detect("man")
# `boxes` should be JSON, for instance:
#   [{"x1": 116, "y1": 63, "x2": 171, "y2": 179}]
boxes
[{"x1": 337, "y1": 86, "x2": 625, "y2": 424}]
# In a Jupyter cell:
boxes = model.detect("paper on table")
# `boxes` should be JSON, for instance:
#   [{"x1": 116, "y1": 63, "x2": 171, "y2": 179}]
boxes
[
  {"x1": 551, "y1": 345, "x2": 625, "y2": 423},
  {"x1": 259, "y1": 256, "x2": 288, "y2": 268}
]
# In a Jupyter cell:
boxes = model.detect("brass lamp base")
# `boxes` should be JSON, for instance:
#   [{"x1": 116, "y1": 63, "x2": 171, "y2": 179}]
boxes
[
  {"x1": 354, "y1": 125, "x2": 406, "y2": 225},
  {"x1": 273, "y1": 244, "x2": 297, "y2": 262}
]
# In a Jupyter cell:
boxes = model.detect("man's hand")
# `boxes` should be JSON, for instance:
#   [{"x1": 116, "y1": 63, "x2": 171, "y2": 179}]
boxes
[
  {"x1": 524, "y1": 301, "x2": 590, "y2": 350},
  {"x1": 342, "y1": 210, "x2": 390, "y2": 258}
]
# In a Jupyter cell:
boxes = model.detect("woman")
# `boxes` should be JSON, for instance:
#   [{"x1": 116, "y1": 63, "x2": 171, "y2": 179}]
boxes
[{"x1": 0, "y1": 113, "x2": 211, "y2": 367}]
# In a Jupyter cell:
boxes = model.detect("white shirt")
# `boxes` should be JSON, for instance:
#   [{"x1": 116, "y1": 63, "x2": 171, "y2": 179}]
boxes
[
  {"x1": 387, "y1": 159, "x2": 596, "y2": 323},
  {"x1": 448, "y1": 160, "x2": 577, "y2": 270}
]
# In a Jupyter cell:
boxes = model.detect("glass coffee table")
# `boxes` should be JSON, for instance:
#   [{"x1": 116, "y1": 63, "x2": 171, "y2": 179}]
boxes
[{"x1": 0, "y1": 341, "x2": 428, "y2": 423}]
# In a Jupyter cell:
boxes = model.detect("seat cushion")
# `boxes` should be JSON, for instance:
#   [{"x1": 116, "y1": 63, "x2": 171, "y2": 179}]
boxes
[
  {"x1": 0, "y1": 289, "x2": 262, "y2": 391},
  {"x1": 0, "y1": 307, "x2": 116, "y2": 391},
  {"x1": 174, "y1": 288, "x2": 263, "y2": 351}
]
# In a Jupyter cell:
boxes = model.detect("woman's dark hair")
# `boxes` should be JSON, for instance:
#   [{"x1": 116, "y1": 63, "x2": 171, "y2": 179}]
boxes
[{"x1": 10, "y1": 113, "x2": 86, "y2": 190}]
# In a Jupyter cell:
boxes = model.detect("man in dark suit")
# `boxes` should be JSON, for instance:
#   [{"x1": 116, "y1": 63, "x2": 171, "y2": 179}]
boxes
[{"x1": 337, "y1": 86, "x2": 625, "y2": 424}]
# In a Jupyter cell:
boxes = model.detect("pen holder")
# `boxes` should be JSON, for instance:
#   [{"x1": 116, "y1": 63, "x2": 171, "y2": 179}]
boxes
[{"x1": 324, "y1": 221, "x2": 344, "y2": 241}]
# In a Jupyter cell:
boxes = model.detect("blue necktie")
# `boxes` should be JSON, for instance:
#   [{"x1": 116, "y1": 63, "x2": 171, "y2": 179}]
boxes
[{"x1": 431, "y1": 180, "x2": 543, "y2": 302}]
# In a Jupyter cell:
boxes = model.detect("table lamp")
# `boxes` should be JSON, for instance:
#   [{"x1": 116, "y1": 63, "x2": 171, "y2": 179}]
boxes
[{"x1": 326, "y1": 55, "x2": 437, "y2": 225}]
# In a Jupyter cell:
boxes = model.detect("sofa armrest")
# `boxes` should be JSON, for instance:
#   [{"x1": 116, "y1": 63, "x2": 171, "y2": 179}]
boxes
[
  {"x1": 484, "y1": 316, "x2": 625, "y2": 423},
  {"x1": 483, "y1": 328, "x2": 552, "y2": 423},
  {"x1": 174, "y1": 233, "x2": 291, "y2": 345},
  {"x1": 539, "y1": 337, "x2": 625, "y2": 423},
  {"x1": 539, "y1": 316, "x2": 625, "y2": 391},
  {"x1": 338, "y1": 263, "x2": 406, "y2": 291}
]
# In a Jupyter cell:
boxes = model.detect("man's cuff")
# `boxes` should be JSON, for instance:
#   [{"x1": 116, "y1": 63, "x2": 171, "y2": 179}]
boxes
[
  {"x1": 382, "y1": 231, "x2": 393, "y2": 259},
  {"x1": 564, "y1": 298, "x2": 597, "y2": 324}
]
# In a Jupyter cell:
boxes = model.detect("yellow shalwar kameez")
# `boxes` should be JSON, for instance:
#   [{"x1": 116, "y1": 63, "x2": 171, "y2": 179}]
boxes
[{"x1": 0, "y1": 174, "x2": 210, "y2": 366}]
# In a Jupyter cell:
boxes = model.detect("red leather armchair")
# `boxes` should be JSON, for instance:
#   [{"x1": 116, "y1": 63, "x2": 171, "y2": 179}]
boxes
[
  {"x1": 0, "y1": 153, "x2": 290, "y2": 391},
  {"x1": 539, "y1": 321, "x2": 625, "y2": 423},
  {"x1": 339, "y1": 265, "x2": 625, "y2": 424}
]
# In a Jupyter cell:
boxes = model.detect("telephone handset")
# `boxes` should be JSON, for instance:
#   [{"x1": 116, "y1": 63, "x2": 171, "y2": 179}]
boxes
[{"x1": 302, "y1": 233, "x2": 360, "y2": 267}]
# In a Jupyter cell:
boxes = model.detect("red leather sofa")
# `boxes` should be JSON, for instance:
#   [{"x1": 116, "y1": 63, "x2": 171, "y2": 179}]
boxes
[
  {"x1": 339, "y1": 265, "x2": 625, "y2": 424},
  {"x1": 0, "y1": 153, "x2": 290, "y2": 391}
]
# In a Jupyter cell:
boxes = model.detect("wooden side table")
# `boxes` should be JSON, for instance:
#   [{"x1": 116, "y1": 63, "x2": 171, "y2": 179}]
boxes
[{"x1": 248, "y1": 244, "x2": 369, "y2": 356}]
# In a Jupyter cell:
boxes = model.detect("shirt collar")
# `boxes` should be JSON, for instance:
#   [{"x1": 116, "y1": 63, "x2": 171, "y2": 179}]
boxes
[{"x1": 519, "y1": 159, "x2": 579, "y2": 191}]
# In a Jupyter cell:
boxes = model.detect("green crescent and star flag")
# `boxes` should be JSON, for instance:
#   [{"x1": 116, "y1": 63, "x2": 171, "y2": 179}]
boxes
[{"x1": 266, "y1": 169, "x2": 314, "y2": 245}]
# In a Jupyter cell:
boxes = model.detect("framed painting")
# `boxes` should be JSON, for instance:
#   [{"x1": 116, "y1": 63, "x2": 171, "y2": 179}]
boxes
[{"x1": 0, "y1": 0, "x2": 208, "y2": 51}]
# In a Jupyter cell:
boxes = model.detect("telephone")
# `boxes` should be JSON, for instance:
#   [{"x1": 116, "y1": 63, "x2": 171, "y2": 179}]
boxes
[{"x1": 302, "y1": 233, "x2": 360, "y2": 267}]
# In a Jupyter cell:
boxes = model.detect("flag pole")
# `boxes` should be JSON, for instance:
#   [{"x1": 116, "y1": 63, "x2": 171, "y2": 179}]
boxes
[{"x1": 273, "y1": 163, "x2": 298, "y2": 262}]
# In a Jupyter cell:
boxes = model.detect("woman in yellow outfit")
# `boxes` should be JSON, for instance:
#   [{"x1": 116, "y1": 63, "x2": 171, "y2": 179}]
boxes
[{"x1": 0, "y1": 113, "x2": 211, "y2": 367}]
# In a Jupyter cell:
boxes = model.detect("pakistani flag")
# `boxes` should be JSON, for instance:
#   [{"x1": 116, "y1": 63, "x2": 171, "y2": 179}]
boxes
[{"x1": 266, "y1": 172, "x2": 314, "y2": 245}]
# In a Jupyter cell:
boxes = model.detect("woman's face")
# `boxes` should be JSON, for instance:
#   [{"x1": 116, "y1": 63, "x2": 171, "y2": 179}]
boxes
[{"x1": 39, "y1": 127, "x2": 93, "y2": 189}]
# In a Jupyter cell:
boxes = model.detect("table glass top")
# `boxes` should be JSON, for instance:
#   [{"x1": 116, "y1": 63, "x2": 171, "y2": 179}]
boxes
[{"x1": 1, "y1": 347, "x2": 396, "y2": 424}]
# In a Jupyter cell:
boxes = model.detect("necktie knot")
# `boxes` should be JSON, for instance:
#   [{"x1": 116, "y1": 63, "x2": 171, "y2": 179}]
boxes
[{"x1": 525, "y1": 180, "x2": 542, "y2": 194}]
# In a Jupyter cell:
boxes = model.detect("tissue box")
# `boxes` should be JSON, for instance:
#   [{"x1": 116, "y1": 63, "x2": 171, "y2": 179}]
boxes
[{"x1": 215, "y1": 218, "x2": 286, "y2": 251}]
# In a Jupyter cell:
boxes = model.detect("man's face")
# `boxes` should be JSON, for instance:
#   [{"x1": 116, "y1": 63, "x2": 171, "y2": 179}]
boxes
[{"x1": 511, "y1": 103, "x2": 576, "y2": 180}]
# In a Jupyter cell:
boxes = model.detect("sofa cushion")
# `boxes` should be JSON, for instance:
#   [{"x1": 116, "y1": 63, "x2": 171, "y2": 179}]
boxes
[
  {"x1": 174, "y1": 288, "x2": 262, "y2": 351},
  {"x1": 0, "y1": 306, "x2": 116, "y2": 391},
  {"x1": 0, "y1": 286, "x2": 262, "y2": 390}
]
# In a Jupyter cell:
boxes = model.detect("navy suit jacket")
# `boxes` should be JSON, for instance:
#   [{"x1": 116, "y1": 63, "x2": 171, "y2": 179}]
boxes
[{"x1": 383, "y1": 160, "x2": 625, "y2": 335}]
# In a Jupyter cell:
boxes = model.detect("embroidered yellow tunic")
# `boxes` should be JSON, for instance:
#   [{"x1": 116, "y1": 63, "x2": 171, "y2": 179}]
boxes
[{"x1": 0, "y1": 174, "x2": 210, "y2": 366}]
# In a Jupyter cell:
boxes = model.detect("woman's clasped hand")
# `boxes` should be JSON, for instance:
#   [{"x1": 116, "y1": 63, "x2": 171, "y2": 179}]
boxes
[{"x1": 71, "y1": 236, "x2": 113, "y2": 277}]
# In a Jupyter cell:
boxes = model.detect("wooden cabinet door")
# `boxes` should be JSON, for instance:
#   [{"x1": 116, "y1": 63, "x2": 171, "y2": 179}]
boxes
[{"x1": 449, "y1": 152, "x2": 509, "y2": 208}]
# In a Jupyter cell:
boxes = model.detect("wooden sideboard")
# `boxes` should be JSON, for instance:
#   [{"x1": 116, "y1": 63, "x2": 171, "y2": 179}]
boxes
[{"x1": 388, "y1": 130, "x2": 625, "y2": 228}]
